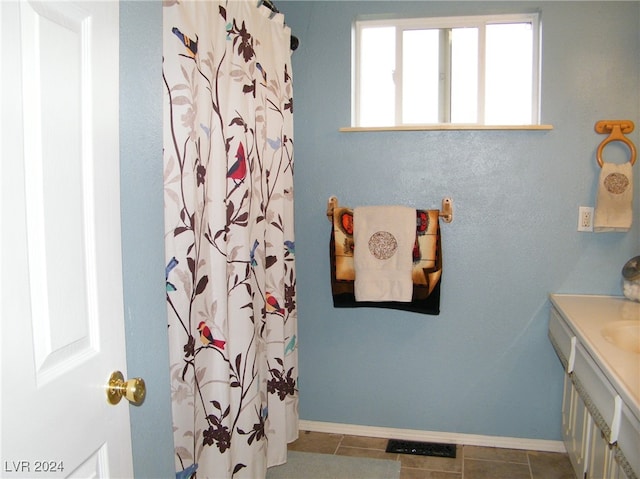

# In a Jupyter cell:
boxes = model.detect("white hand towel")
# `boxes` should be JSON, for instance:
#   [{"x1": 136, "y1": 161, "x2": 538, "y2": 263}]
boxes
[
  {"x1": 594, "y1": 162, "x2": 634, "y2": 232},
  {"x1": 353, "y1": 206, "x2": 415, "y2": 302}
]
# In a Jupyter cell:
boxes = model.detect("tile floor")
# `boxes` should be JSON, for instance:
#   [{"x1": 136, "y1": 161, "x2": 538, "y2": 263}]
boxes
[{"x1": 288, "y1": 431, "x2": 576, "y2": 479}]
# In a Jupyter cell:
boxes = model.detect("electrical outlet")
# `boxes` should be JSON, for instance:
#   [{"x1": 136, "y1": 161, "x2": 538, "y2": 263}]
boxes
[{"x1": 578, "y1": 206, "x2": 594, "y2": 232}]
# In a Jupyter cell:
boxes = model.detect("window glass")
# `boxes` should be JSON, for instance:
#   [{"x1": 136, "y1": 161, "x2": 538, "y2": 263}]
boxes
[
  {"x1": 450, "y1": 27, "x2": 478, "y2": 123},
  {"x1": 359, "y1": 27, "x2": 395, "y2": 127},
  {"x1": 402, "y1": 29, "x2": 440, "y2": 124},
  {"x1": 485, "y1": 22, "x2": 533, "y2": 125}
]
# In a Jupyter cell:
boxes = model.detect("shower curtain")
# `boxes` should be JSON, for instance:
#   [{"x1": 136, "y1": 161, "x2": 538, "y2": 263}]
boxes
[{"x1": 163, "y1": 1, "x2": 298, "y2": 478}]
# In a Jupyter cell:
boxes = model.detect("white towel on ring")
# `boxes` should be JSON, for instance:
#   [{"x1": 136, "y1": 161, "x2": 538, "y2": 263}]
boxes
[
  {"x1": 594, "y1": 162, "x2": 633, "y2": 232},
  {"x1": 353, "y1": 206, "x2": 416, "y2": 302}
]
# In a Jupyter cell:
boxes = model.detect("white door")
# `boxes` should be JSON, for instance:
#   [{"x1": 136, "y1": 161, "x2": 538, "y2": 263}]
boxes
[{"x1": 1, "y1": 1, "x2": 135, "y2": 477}]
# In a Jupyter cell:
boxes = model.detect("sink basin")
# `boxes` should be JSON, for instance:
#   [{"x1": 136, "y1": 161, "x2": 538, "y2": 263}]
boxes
[{"x1": 601, "y1": 321, "x2": 640, "y2": 354}]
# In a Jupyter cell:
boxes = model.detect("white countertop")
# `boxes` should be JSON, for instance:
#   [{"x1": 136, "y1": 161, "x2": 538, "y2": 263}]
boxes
[{"x1": 550, "y1": 294, "x2": 640, "y2": 420}]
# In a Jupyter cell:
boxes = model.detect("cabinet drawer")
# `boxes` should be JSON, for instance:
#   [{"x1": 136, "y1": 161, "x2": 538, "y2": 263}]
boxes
[
  {"x1": 573, "y1": 343, "x2": 620, "y2": 441},
  {"x1": 549, "y1": 307, "x2": 576, "y2": 372},
  {"x1": 617, "y1": 403, "x2": 640, "y2": 476}
]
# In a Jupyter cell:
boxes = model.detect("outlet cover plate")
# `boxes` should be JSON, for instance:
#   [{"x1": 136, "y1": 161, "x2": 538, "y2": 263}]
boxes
[{"x1": 578, "y1": 206, "x2": 594, "y2": 232}]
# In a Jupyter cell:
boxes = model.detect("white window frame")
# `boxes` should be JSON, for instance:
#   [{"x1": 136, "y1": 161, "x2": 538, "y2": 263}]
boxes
[{"x1": 353, "y1": 13, "x2": 541, "y2": 127}]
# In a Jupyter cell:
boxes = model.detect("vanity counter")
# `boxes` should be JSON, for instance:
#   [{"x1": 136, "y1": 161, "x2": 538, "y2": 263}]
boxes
[{"x1": 550, "y1": 294, "x2": 639, "y2": 418}]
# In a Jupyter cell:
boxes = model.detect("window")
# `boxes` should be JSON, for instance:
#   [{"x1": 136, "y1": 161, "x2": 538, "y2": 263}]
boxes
[{"x1": 353, "y1": 13, "x2": 541, "y2": 128}]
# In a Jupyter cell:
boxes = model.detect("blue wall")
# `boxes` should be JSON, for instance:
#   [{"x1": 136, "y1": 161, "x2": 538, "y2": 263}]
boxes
[
  {"x1": 120, "y1": 2, "x2": 175, "y2": 477},
  {"x1": 117, "y1": 3, "x2": 639, "y2": 473},
  {"x1": 280, "y1": 1, "x2": 640, "y2": 440}
]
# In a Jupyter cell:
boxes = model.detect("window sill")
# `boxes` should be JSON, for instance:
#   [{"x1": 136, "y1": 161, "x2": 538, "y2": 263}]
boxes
[{"x1": 339, "y1": 124, "x2": 554, "y2": 132}]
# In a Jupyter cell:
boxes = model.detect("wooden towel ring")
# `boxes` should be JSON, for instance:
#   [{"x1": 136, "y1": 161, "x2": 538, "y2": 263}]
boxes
[{"x1": 594, "y1": 120, "x2": 636, "y2": 168}]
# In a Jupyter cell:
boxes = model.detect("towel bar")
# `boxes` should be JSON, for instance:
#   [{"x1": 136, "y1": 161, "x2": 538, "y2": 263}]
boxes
[{"x1": 326, "y1": 196, "x2": 453, "y2": 223}]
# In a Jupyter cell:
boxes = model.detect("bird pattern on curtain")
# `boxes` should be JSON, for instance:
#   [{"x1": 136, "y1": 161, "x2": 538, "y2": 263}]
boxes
[{"x1": 162, "y1": 1, "x2": 298, "y2": 477}]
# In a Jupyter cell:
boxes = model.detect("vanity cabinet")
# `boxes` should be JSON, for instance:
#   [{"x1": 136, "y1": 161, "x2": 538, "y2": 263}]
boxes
[
  {"x1": 562, "y1": 372, "x2": 592, "y2": 477},
  {"x1": 618, "y1": 403, "x2": 640, "y2": 476},
  {"x1": 587, "y1": 420, "x2": 629, "y2": 479},
  {"x1": 561, "y1": 373, "x2": 631, "y2": 479},
  {"x1": 548, "y1": 295, "x2": 639, "y2": 479}
]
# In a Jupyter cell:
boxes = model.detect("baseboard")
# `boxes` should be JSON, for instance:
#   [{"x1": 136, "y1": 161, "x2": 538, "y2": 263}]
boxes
[{"x1": 298, "y1": 420, "x2": 566, "y2": 453}]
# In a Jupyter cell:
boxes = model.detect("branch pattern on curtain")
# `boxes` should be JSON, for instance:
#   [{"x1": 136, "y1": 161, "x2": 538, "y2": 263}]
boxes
[{"x1": 163, "y1": 2, "x2": 297, "y2": 477}]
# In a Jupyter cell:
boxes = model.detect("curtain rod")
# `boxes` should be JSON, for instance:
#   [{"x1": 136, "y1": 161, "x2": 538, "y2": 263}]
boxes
[{"x1": 260, "y1": 0, "x2": 300, "y2": 51}]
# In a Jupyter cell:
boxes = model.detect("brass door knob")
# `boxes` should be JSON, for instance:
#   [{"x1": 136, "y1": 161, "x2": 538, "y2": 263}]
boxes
[{"x1": 106, "y1": 371, "x2": 146, "y2": 406}]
